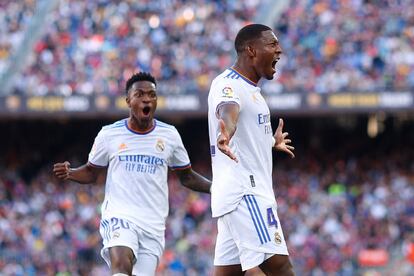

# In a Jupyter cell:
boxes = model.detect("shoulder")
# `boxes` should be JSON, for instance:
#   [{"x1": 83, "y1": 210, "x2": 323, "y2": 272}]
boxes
[
  {"x1": 212, "y1": 69, "x2": 241, "y2": 87},
  {"x1": 99, "y1": 119, "x2": 127, "y2": 136},
  {"x1": 155, "y1": 119, "x2": 179, "y2": 135},
  {"x1": 102, "y1": 119, "x2": 127, "y2": 131},
  {"x1": 209, "y1": 73, "x2": 242, "y2": 107},
  {"x1": 210, "y1": 69, "x2": 242, "y2": 95},
  {"x1": 155, "y1": 120, "x2": 182, "y2": 145},
  {"x1": 155, "y1": 119, "x2": 176, "y2": 130}
]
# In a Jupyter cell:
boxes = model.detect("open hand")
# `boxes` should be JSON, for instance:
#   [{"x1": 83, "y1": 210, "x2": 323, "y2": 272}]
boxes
[
  {"x1": 53, "y1": 161, "x2": 71, "y2": 180},
  {"x1": 274, "y1": 118, "x2": 295, "y2": 158},
  {"x1": 217, "y1": 119, "x2": 238, "y2": 162}
]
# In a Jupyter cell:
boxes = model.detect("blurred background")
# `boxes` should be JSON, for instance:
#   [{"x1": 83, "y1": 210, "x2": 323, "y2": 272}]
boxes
[{"x1": 0, "y1": 0, "x2": 413, "y2": 275}]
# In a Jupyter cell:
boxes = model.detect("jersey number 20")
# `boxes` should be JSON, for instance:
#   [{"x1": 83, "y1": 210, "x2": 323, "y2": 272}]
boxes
[{"x1": 111, "y1": 217, "x2": 130, "y2": 231}]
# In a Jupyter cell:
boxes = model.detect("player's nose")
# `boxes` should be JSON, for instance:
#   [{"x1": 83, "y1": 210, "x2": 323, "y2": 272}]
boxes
[
  {"x1": 141, "y1": 94, "x2": 152, "y2": 102},
  {"x1": 275, "y1": 46, "x2": 282, "y2": 55}
]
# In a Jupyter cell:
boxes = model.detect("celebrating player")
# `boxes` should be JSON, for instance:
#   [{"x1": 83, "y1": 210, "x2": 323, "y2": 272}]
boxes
[
  {"x1": 53, "y1": 72, "x2": 211, "y2": 276},
  {"x1": 208, "y1": 24, "x2": 295, "y2": 275}
]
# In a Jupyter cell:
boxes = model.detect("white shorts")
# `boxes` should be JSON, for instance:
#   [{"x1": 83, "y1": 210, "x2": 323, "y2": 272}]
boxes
[
  {"x1": 99, "y1": 217, "x2": 164, "y2": 276},
  {"x1": 214, "y1": 194, "x2": 289, "y2": 271}
]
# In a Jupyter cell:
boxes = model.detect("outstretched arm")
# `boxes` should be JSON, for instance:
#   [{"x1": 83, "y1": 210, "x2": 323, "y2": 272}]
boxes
[
  {"x1": 53, "y1": 161, "x2": 106, "y2": 184},
  {"x1": 175, "y1": 168, "x2": 211, "y2": 194},
  {"x1": 216, "y1": 103, "x2": 240, "y2": 162},
  {"x1": 273, "y1": 118, "x2": 295, "y2": 158}
]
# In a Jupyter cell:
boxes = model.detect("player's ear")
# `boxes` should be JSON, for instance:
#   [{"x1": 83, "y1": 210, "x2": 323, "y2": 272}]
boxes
[
  {"x1": 126, "y1": 93, "x2": 131, "y2": 107},
  {"x1": 246, "y1": 44, "x2": 255, "y2": 57}
]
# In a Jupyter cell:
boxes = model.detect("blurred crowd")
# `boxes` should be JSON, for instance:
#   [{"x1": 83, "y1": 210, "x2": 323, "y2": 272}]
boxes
[
  {"x1": 1, "y1": 0, "x2": 413, "y2": 96},
  {"x1": 274, "y1": 145, "x2": 414, "y2": 275},
  {"x1": 0, "y1": 0, "x2": 256, "y2": 96},
  {"x1": 265, "y1": 0, "x2": 414, "y2": 94},
  {"x1": 0, "y1": 119, "x2": 413, "y2": 275}
]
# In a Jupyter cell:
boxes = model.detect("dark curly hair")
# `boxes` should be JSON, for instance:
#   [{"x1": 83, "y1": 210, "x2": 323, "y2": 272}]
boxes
[{"x1": 125, "y1": 72, "x2": 157, "y2": 94}]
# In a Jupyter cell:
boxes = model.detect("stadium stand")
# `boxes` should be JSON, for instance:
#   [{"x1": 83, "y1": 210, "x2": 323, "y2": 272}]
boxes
[
  {"x1": 0, "y1": 0, "x2": 258, "y2": 96},
  {"x1": 1, "y1": 1, "x2": 413, "y2": 275},
  {"x1": 1, "y1": 0, "x2": 413, "y2": 96},
  {"x1": 266, "y1": 0, "x2": 414, "y2": 94}
]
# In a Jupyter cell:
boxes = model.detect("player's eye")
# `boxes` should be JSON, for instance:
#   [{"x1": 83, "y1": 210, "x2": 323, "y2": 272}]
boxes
[{"x1": 134, "y1": 91, "x2": 156, "y2": 98}]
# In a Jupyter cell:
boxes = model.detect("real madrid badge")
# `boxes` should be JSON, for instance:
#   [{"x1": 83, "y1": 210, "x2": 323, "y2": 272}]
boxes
[
  {"x1": 275, "y1": 232, "x2": 282, "y2": 244},
  {"x1": 155, "y1": 139, "x2": 165, "y2": 152}
]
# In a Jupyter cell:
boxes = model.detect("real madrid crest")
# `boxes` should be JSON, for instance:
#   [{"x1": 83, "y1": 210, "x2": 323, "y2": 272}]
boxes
[
  {"x1": 112, "y1": 232, "x2": 120, "y2": 239},
  {"x1": 155, "y1": 138, "x2": 165, "y2": 152},
  {"x1": 274, "y1": 232, "x2": 282, "y2": 244}
]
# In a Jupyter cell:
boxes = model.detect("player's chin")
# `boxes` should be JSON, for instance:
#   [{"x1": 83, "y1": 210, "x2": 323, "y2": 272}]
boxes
[
  {"x1": 264, "y1": 72, "x2": 275, "y2": 80},
  {"x1": 143, "y1": 112, "x2": 154, "y2": 121},
  {"x1": 264, "y1": 68, "x2": 276, "y2": 80},
  {"x1": 137, "y1": 111, "x2": 153, "y2": 123}
]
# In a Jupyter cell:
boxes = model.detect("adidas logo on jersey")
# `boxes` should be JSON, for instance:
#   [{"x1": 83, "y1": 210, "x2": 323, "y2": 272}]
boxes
[{"x1": 118, "y1": 143, "x2": 127, "y2": 151}]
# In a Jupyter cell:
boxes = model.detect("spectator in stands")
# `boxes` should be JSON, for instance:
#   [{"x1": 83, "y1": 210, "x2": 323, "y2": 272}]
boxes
[{"x1": 2, "y1": 0, "x2": 412, "y2": 96}]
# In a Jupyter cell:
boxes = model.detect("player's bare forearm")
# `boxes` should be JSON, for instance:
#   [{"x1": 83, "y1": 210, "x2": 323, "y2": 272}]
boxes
[
  {"x1": 175, "y1": 168, "x2": 211, "y2": 194},
  {"x1": 217, "y1": 104, "x2": 239, "y2": 138},
  {"x1": 69, "y1": 163, "x2": 105, "y2": 184},
  {"x1": 216, "y1": 103, "x2": 240, "y2": 162},
  {"x1": 59, "y1": 163, "x2": 104, "y2": 184}
]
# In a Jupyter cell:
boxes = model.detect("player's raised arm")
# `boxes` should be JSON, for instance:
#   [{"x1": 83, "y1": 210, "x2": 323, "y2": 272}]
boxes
[
  {"x1": 174, "y1": 167, "x2": 211, "y2": 194},
  {"x1": 216, "y1": 103, "x2": 240, "y2": 162},
  {"x1": 273, "y1": 118, "x2": 295, "y2": 158},
  {"x1": 53, "y1": 161, "x2": 106, "y2": 184}
]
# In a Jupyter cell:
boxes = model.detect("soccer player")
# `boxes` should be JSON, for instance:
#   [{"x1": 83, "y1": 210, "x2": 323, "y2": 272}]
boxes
[
  {"x1": 53, "y1": 72, "x2": 211, "y2": 276},
  {"x1": 207, "y1": 24, "x2": 295, "y2": 275}
]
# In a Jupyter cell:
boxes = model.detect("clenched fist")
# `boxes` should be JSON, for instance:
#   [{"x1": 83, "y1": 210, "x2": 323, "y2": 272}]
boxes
[{"x1": 53, "y1": 161, "x2": 71, "y2": 180}]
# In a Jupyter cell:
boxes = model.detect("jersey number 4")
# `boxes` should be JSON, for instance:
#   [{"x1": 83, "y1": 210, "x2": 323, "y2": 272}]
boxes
[{"x1": 267, "y1": 208, "x2": 278, "y2": 228}]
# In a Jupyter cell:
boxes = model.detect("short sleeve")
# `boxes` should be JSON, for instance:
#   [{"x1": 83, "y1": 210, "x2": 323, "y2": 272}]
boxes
[
  {"x1": 168, "y1": 129, "x2": 191, "y2": 170},
  {"x1": 88, "y1": 129, "x2": 109, "y2": 167},
  {"x1": 211, "y1": 82, "x2": 242, "y2": 118}
]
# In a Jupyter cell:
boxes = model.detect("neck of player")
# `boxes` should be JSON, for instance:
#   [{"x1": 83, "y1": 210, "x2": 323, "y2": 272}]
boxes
[
  {"x1": 128, "y1": 116, "x2": 153, "y2": 132},
  {"x1": 233, "y1": 58, "x2": 260, "y2": 84}
]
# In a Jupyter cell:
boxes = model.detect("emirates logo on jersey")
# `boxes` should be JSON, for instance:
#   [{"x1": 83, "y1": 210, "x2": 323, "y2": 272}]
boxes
[{"x1": 155, "y1": 139, "x2": 165, "y2": 152}]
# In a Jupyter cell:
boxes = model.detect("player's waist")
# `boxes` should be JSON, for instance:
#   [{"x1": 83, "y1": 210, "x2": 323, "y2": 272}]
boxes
[
  {"x1": 211, "y1": 191, "x2": 277, "y2": 217},
  {"x1": 211, "y1": 154, "x2": 271, "y2": 169},
  {"x1": 102, "y1": 210, "x2": 166, "y2": 235},
  {"x1": 102, "y1": 207, "x2": 167, "y2": 220},
  {"x1": 212, "y1": 169, "x2": 272, "y2": 183}
]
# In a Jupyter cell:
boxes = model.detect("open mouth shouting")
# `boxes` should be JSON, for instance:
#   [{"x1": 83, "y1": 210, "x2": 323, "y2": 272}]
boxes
[
  {"x1": 142, "y1": 105, "x2": 152, "y2": 118},
  {"x1": 271, "y1": 58, "x2": 279, "y2": 74}
]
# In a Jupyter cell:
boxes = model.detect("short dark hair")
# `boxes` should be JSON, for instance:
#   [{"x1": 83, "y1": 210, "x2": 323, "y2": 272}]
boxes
[
  {"x1": 234, "y1": 24, "x2": 272, "y2": 54},
  {"x1": 125, "y1": 72, "x2": 157, "y2": 94}
]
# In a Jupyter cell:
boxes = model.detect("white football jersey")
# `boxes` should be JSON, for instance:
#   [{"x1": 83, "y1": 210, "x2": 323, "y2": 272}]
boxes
[
  {"x1": 208, "y1": 68, "x2": 275, "y2": 217},
  {"x1": 88, "y1": 118, "x2": 191, "y2": 236}
]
